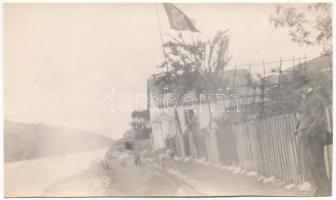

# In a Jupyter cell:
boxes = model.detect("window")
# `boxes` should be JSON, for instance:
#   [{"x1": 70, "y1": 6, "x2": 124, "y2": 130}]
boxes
[
  {"x1": 163, "y1": 87, "x2": 172, "y2": 94},
  {"x1": 184, "y1": 109, "x2": 194, "y2": 125}
]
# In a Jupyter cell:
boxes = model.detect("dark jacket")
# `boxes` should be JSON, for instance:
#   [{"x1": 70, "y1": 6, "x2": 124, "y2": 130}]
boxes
[{"x1": 297, "y1": 89, "x2": 327, "y2": 137}]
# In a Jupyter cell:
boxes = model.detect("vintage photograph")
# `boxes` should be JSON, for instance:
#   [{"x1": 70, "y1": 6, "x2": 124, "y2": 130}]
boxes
[{"x1": 4, "y1": 2, "x2": 333, "y2": 197}]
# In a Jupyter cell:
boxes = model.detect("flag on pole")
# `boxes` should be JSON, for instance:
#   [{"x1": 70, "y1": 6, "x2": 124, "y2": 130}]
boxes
[{"x1": 163, "y1": 3, "x2": 199, "y2": 32}]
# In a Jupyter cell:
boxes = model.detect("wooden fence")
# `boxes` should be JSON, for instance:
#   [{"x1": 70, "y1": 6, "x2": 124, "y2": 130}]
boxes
[
  {"x1": 165, "y1": 111, "x2": 332, "y2": 185},
  {"x1": 167, "y1": 131, "x2": 208, "y2": 159},
  {"x1": 234, "y1": 114, "x2": 305, "y2": 184}
]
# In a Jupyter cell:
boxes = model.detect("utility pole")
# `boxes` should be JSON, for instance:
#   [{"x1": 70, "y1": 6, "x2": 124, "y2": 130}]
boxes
[
  {"x1": 261, "y1": 60, "x2": 266, "y2": 119},
  {"x1": 244, "y1": 62, "x2": 251, "y2": 119},
  {"x1": 304, "y1": 55, "x2": 307, "y2": 76},
  {"x1": 155, "y1": 4, "x2": 168, "y2": 72},
  {"x1": 277, "y1": 57, "x2": 282, "y2": 101},
  {"x1": 229, "y1": 64, "x2": 238, "y2": 118},
  {"x1": 292, "y1": 56, "x2": 295, "y2": 78}
]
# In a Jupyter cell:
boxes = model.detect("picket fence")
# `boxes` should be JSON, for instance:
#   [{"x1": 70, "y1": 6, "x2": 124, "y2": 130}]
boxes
[
  {"x1": 165, "y1": 112, "x2": 332, "y2": 185},
  {"x1": 234, "y1": 114, "x2": 332, "y2": 184}
]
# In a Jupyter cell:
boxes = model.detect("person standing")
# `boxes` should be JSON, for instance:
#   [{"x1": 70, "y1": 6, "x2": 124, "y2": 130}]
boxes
[
  {"x1": 296, "y1": 84, "x2": 332, "y2": 196},
  {"x1": 125, "y1": 141, "x2": 132, "y2": 151}
]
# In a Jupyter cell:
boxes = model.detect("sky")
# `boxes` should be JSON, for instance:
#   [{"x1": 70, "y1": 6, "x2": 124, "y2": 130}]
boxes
[{"x1": 4, "y1": 3, "x2": 323, "y2": 139}]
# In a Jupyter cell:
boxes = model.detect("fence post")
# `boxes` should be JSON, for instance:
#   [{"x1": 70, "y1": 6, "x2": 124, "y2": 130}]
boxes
[
  {"x1": 262, "y1": 119, "x2": 271, "y2": 177},
  {"x1": 284, "y1": 114, "x2": 300, "y2": 184},
  {"x1": 279, "y1": 115, "x2": 291, "y2": 182},
  {"x1": 275, "y1": 116, "x2": 288, "y2": 180},
  {"x1": 270, "y1": 117, "x2": 282, "y2": 178},
  {"x1": 266, "y1": 118, "x2": 276, "y2": 178}
]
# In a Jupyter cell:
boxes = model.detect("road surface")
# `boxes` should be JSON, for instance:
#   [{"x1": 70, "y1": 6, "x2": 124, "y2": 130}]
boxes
[
  {"x1": 5, "y1": 150, "x2": 309, "y2": 197},
  {"x1": 42, "y1": 157, "x2": 309, "y2": 197}
]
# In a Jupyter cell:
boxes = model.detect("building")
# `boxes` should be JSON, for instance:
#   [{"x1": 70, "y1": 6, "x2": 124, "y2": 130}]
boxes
[{"x1": 147, "y1": 69, "x2": 262, "y2": 155}]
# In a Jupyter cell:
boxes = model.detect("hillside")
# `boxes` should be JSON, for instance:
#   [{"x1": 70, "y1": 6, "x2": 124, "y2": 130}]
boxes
[
  {"x1": 4, "y1": 121, "x2": 114, "y2": 163},
  {"x1": 254, "y1": 55, "x2": 332, "y2": 117}
]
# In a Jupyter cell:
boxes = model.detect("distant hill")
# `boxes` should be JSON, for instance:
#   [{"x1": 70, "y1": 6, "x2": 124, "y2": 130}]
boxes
[{"x1": 4, "y1": 121, "x2": 114, "y2": 163}]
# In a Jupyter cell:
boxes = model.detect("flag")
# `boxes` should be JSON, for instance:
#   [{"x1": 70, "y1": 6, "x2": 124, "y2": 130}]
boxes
[{"x1": 163, "y1": 3, "x2": 199, "y2": 32}]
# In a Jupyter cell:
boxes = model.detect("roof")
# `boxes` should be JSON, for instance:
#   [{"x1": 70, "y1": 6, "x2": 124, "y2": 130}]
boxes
[
  {"x1": 148, "y1": 68, "x2": 262, "y2": 108},
  {"x1": 223, "y1": 69, "x2": 251, "y2": 87}
]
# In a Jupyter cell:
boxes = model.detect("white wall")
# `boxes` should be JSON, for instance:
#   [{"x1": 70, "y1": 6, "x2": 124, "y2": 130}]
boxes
[{"x1": 149, "y1": 98, "x2": 232, "y2": 150}]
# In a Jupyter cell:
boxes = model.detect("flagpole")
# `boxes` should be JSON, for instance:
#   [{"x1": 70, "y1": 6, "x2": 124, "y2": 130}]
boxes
[{"x1": 154, "y1": 4, "x2": 168, "y2": 72}]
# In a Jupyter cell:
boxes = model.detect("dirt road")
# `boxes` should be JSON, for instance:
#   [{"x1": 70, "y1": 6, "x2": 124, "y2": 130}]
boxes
[
  {"x1": 42, "y1": 156, "x2": 308, "y2": 197},
  {"x1": 6, "y1": 149, "x2": 309, "y2": 197}
]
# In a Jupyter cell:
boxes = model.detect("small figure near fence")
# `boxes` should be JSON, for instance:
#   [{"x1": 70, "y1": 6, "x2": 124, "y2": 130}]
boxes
[
  {"x1": 158, "y1": 148, "x2": 175, "y2": 168},
  {"x1": 119, "y1": 141, "x2": 142, "y2": 166},
  {"x1": 134, "y1": 153, "x2": 141, "y2": 165},
  {"x1": 296, "y1": 82, "x2": 332, "y2": 196},
  {"x1": 125, "y1": 141, "x2": 132, "y2": 151}
]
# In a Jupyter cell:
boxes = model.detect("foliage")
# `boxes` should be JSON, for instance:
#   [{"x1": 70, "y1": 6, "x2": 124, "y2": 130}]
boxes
[
  {"x1": 155, "y1": 31, "x2": 231, "y2": 99},
  {"x1": 130, "y1": 110, "x2": 151, "y2": 139},
  {"x1": 131, "y1": 110, "x2": 150, "y2": 121},
  {"x1": 154, "y1": 31, "x2": 231, "y2": 130},
  {"x1": 309, "y1": 69, "x2": 332, "y2": 106},
  {"x1": 269, "y1": 3, "x2": 332, "y2": 55},
  {"x1": 262, "y1": 75, "x2": 305, "y2": 118},
  {"x1": 259, "y1": 61, "x2": 332, "y2": 119}
]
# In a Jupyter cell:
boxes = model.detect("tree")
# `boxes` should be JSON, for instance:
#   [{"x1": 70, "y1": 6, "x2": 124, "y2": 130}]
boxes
[
  {"x1": 269, "y1": 3, "x2": 332, "y2": 55},
  {"x1": 156, "y1": 31, "x2": 230, "y2": 94},
  {"x1": 155, "y1": 31, "x2": 231, "y2": 129},
  {"x1": 262, "y1": 75, "x2": 306, "y2": 118}
]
